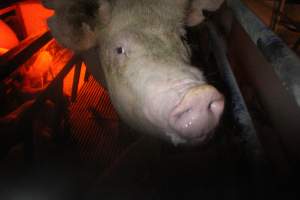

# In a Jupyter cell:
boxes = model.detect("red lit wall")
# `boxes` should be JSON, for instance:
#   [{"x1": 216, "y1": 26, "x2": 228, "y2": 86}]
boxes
[
  {"x1": 18, "y1": 0, "x2": 53, "y2": 36},
  {"x1": 0, "y1": 20, "x2": 19, "y2": 53}
]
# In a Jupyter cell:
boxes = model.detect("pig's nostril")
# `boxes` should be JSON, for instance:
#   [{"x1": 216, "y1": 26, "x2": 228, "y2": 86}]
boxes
[
  {"x1": 208, "y1": 99, "x2": 224, "y2": 116},
  {"x1": 174, "y1": 108, "x2": 192, "y2": 120},
  {"x1": 168, "y1": 85, "x2": 224, "y2": 143}
]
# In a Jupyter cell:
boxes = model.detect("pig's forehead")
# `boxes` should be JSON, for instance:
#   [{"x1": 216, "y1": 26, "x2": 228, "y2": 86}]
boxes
[
  {"x1": 105, "y1": 23, "x2": 178, "y2": 44},
  {"x1": 121, "y1": 31, "x2": 185, "y2": 61},
  {"x1": 106, "y1": 1, "x2": 184, "y2": 35},
  {"x1": 106, "y1": 27, "x2": 178, "y2": 51}
]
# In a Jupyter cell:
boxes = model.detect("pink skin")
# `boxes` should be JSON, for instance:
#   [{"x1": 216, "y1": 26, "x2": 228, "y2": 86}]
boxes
[
  {"x1": 41, "y1": 0, "x2": 226, "y2": 145},
  {"x1": 138, "y1": 70, "x2": 224, "y2": 145},
  {"x1": 101, "y1": 33, "x2": 225, "y2": 145},
  {"x1": 142, "y1": 77, "x2": 224, "y2": 145},
  {"x1": 168, "y1": 85, "x2": 224, "y2": 144}
]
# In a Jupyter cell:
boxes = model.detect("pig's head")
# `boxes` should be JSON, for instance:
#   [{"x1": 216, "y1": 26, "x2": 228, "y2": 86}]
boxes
[{"x1": 42, "y1": 0, "x2": 224, "y2": 145}]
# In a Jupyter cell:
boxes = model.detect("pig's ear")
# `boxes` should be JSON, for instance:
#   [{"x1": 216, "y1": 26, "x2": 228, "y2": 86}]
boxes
[
  {"x1": 185, "y1": 0, "x2": 224, "y2": 27},
  {"x1": 42, "y1": 0, "x2": 111, "y2": 52},
  {"x1": 98, "y1": 0, "x2": 112, "y2": 26}
]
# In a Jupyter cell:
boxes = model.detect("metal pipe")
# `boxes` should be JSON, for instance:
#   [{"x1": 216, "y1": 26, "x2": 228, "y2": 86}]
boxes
[
  {"x1": 205, "y1": 22, "x2": 265, "y2": 166},
  {"x1": 226, "y1": 0, "x2": 300, "y2": 107},
  {"x1": 223, "y1": 12, "x2": 300, "y2": 165}
]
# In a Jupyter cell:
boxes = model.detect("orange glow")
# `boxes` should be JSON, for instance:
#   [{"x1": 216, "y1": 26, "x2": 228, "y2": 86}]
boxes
[
  {"x1": 0, "y1": 48, "x2": 9, "y2": 55},
  {"x1": 12, "y1": 39, "x2": 78, "y2": 96},
  {"x1": 23, "y1": 50, "x2": 53, "y2": 88},
  {"x1": 17, "y1": 39, "x2": 88, "y2": 97},
  {"x1": 18, "y1": 1, "x2": 54, "y2": 36},
  {"x1": 0, "y1": 20, "x2": 19, "y2": 50},
  {"x1": 19, "y1": 45, "x2": 87, "y2": 96},
  {"x1": 2, "y1": 0, "x2": 86, "y2": 99}
]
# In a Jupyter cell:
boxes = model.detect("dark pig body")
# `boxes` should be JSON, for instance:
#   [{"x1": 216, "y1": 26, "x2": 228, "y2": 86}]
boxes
[{"x1": 42, "y1": 0, "x2": 224, "y2": 145}]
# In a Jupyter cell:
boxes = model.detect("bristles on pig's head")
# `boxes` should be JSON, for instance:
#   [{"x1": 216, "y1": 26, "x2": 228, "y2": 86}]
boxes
[
  {"x1": 41, "y1": 0, "x2": 111, "y2": 51},
  {"x1": 41, "y1": 0, "x2": 195, "y2": 52}
]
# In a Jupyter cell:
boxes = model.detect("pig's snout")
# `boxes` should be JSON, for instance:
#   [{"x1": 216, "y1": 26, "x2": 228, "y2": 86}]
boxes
[{"x1": 169, "y1": 85, "x2": 224, "y2": 143}]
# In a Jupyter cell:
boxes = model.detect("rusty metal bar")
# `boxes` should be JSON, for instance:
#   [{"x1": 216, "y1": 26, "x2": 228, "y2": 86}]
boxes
[{"x1": 226, "y1": 0, "x2": 300, "y2": 107}]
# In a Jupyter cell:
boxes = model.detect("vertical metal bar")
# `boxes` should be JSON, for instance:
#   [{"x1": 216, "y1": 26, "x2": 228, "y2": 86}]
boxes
[
  {"x1": 18, "y1": 55, "x2": 78, "y2": 165},
  {"x1": 206, "y1": 22, "x2": 265, "y2": 165},
  {"x1": 84, "y1": 65, "x2": 91, "y2": 82},
  {"x1": 270, "y1": 0, "x2": 286, "y2": 31},
  {"x1": 71, "y1": 61, "x2": 82, "y2": 102},
  {"x1": 270, "y1": 0, "x2": 280, "y2": 30},
  {"x1": 82, "y1": 48, "x2": 107, "y2": 89},
  {"x1": 226, "y1": 0, "x2": 300, "y2": 107},
  {"x1": 225, "y1": 17, "x2": 294, "y2": 175}
]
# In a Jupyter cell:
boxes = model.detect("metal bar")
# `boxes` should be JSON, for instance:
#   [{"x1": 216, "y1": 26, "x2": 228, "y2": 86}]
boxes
[
  {"x1": 270, "y1": 0, "x2": 279, "y2": 30},
  {"x1": 226, "y1": 15, "x2": 300, "y2": 165},
  {"x1": 35, "y1": 55, "x2": 80, "y2": 103},
  {"x1": 0, "y1": 5, "x2": 16, "y2": 16},
  {"x1": 21, "y1": 55, "x2": 80, "y2": 164},
  {"x1": 0, "y1": 31, "x2": 53, "y2": 81},
  {"x1": 226, "y1": 0, "x2": 300, "y2": 107},
  {"x1": 53, "y1": 78, "x2": 66, "y2": 141},
  {"x1": 205, "y1": 22, "x2": 265, "y2": 166},
  {"x1": 71, "y1": 61, "x2": 82, "y2": 102},
  {"x1": 270, "y1": 0, "x2": 287, "y2": 31},
  {"x1": 84, "y1": 67, "x2": 91, "y2": 82},
  {"x1": 81, "y1": 48, "x2": 107, "y2": 89},
  {"x1": 223, "y1": 15, "x2": 292, "y2": 175}
]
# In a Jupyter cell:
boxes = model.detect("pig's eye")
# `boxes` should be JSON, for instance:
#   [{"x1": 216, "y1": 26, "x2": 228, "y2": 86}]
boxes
[{"x1": 115, "y1": 47, "x2": 125, "y2": 55}]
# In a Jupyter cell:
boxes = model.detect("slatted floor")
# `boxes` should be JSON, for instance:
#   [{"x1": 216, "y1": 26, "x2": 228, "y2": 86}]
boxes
[{"x1": 68, "y1": 77, "x2": 138, "y2": 169}]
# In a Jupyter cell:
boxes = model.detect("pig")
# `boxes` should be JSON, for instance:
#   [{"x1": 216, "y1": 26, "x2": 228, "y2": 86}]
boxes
[
  {"x1": 41, "y1": 0, "x2": 225, "y2": 145},
  {"x1": 186, "y1": 0, "x2": 224, "y2": 26}
]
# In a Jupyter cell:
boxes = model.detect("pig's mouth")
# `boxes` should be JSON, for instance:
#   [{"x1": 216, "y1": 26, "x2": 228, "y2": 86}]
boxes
[{"x1": 166, "y1": 84, "x2": 224, "y2": 145}]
